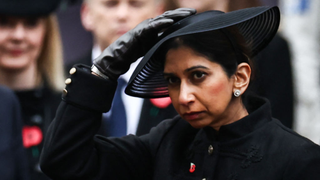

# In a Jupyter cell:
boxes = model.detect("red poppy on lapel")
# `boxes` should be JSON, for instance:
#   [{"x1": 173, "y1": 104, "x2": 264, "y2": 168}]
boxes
[
  {"x1": 150, "y1": 97, "x2": 172, "y2": 108},
  {"x1": 189, "y1": 162, "x2": 196, "y2": 173},
  {"x1": 22, "y1": 126, "x2": 43, "y2": 148}
]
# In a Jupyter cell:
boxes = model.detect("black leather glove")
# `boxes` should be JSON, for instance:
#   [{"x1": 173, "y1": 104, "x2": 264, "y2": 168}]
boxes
[{"x1": 91, "y1": 8, "x2": 196, "y2": 81}]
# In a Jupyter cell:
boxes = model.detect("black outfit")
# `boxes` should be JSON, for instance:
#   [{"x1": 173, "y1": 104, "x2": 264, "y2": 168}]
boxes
[
  {"x1": 0, "y1": 85, "x2": 29, "y2": 180},
  {"x1": 248, "y1": 33, "x2": 294, "y2": 128},
  {"x1": 15, "y1": 82, "x2": 61, "y2": 180},
  {"x1": 65, "y1": 52, "x2": 177, "y2": 136},
  {"x1": 40, "y1": 65, "x2": 320, "y2": 180}
]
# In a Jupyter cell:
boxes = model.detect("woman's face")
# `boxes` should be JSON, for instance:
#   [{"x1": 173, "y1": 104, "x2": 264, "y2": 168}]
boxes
[
  {"x1": 164, "y1": 46, "x2": 241, "y2": 130},
  {"x1": 0, "y1": 16, "x2": 46, "y2": 71}
]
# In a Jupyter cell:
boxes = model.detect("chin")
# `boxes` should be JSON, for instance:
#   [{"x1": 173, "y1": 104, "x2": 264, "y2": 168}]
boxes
[
  {"x1": 0, "y1": 58, "x2": 31, "y2": 71},
  {"x1": 187, "y1": 120, "x2": 208, "y2": 129}
]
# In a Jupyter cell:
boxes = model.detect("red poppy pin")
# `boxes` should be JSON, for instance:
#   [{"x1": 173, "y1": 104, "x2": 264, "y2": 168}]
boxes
[
  {"x1": 150, "y1": 97, "x2": 172, "y2": 108},
  {"x1": 189, "y1": 162, "x2": 196, "y2": 173},
  {"x1": 22, "y1": 126, "x2": 43, "y2": 148}
]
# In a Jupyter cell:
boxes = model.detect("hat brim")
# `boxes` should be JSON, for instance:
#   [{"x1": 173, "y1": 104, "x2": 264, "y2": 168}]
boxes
[
  {"x1": 125, "y1": 6, "x2": 280, "y2": 98},
  {"x1": 0, "y1": 0, "x2": 61, "y2": 16}
]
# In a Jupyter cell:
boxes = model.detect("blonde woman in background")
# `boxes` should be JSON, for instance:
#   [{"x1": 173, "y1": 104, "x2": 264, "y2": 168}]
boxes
[{"x1": 0, "y1": 0, "x2": 64, "y2": 179}]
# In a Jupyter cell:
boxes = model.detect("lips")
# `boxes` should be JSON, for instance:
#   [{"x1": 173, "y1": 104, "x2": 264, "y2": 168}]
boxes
[
  {"x1": 182, "y1": 111, "x2": 204, "y2": 121},
  {"x1": 9, "y1": 49, "x2": 23, "y2": 56},
  {"x1": 117, "y1": 31, "x2": 127, "y2": 36},
  {"x1": 116, "y1": 27, "x2": 129, "y2": 35}
]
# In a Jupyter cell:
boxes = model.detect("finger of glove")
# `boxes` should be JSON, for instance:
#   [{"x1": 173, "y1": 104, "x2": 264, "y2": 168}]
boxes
[
  {"x1": 148, "y1": 18, "x2": 174, "y2": 31},
  {"x1": 153, "y1": 8, "x2": 196, "y2": 22}
]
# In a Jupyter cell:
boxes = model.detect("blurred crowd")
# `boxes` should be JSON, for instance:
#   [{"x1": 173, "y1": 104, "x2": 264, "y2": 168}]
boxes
[{"x1": 0, "y1": 0, "x2": 319, "y2": 179}]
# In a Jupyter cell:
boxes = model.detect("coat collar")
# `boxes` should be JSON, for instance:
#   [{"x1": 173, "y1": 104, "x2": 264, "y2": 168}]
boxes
[{"x1": 199, "y1": 95, "x2": 273, "y2": 142}]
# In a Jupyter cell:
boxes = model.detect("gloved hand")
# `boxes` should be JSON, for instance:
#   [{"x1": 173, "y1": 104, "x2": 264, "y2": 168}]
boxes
[{"x1": 91, "y1": 8, "x2": 196, "y2": 81}]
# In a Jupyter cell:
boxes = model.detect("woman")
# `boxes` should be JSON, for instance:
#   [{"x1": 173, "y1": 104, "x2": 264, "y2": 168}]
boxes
[
  {"x1": 0, "y1": 0, "x2": 64, "y2": 179},
  {"x1": 40, "y1": 7, "x2": 320, "y2": 180},
  {"x1": 174, "y1": 0, "x2": 295, "y2": 130}
]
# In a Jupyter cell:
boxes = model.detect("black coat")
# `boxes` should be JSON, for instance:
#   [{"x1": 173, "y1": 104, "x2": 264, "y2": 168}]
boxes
[
  {"x1": 15, "y1": 83, "x2": 61, "y2": 180},
  {"x1": 0, "y1": 85, "x2": 29, "y2": 180},
  {"x1": 65, "y1": 52, "x2": 178, "y2": 136},
  {"x1": 40, "y1": 65, "x2": 320, "y2": 180}
]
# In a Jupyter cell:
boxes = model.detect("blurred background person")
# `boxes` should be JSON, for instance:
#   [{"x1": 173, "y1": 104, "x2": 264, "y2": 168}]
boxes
[
  {"x1": 0, "y1": 85, "x2": 29, "y2": 180},
  {"x1": 0, "y1": 0, "x2": 64, "y2": 179},
  {"x1": 174, "y1": 0, "x2": 294, "y2": 129},
  {"x1": 279, "y1": 0, "x2": 320, "y2": 144},
  {"x1": 64, "y1": 0, "x2": 178, "y2": 137}
]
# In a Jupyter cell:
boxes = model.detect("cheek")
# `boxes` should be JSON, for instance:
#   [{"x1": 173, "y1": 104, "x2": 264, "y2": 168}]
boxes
[
  {"x1": 202, "y1": 79, "x2": 233, "y2": 107},
  {"x1": 208, "y1": 81, "x2": 227, "y2": 95},
  {"x1": 0, "y1": 31, "x2": 9, "y2": 47},
  {"x1": 0, "y1": 33, "x2": 6, "y2": 43},
  {"x1": 35, "y1": 29, "x2": 45, "y2": 44},
  {"x1": 29, "y1": 29, "x2": 45, "y2": 52}
]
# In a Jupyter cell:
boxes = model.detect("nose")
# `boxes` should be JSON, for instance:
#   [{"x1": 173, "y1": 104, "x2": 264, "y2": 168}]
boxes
[
  {"x1": 178, "y1": 81, "x2": 195, "y2": 106},
  {"x1": 10, "y1": 23, "x2": 26, "y2": 41},
  {"x1": 116, "y1": 3, "x2": 129, "y2": 21}
]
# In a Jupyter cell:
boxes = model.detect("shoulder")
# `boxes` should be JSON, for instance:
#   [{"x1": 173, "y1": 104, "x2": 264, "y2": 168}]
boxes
[
  {"x1": 269, "y1": 119, "x2": 320, "y2": 156},
  {"x1": 0, "y1": 85, "x2": 22, "y2": 126},
  {"x1": 140, "y1": 115, "x2": 198, "y2": 154},
  {"x1": 0, "y1": 85, "x2": 19, "y2": 107},
  {"x1": 278, "y1": 125, "x2": 320, "y2": 179},
  {"x1": 148, "y1": 115, "x2": 194, "y2": 138}
]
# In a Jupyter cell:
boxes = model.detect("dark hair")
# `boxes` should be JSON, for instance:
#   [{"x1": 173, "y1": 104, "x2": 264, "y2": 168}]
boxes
[{"x1": 157, "y1": 25, "x2": 252, "y2": 77}]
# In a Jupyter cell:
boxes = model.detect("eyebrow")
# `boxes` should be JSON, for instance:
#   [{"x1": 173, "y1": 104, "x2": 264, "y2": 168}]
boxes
[
  {"x1": 163, "y1": 65, "x2": 209, "y2": 76},
  {"x1": 185, "y1": 65, "x2": 209, "y2": 72}
]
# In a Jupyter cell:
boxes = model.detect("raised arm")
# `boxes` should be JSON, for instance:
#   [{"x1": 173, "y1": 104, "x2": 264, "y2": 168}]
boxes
[{"x1": 40, "y1": 8, "x2": 196, "y2": 180}]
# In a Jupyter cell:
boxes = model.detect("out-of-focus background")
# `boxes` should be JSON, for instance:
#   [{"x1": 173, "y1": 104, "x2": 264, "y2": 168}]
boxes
[{"x1": 57, "y1": 0, "x2": 279, "y2": 64}]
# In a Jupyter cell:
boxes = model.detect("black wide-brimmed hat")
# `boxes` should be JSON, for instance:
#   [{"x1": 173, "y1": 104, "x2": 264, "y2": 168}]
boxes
[
  {"x1": 125, "y1": 6, "x2": 280, "y2": 98},
  {"x1": 0, "y1": 0, "x2": 61, "y2": 16}
]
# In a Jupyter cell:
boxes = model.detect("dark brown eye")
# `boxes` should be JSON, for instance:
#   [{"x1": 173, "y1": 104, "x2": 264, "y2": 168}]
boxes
[
  {"x1": 192, "y1": 71, "x2": 206, "y2": 79},
  {"x1": 24, "y1": 17, "x2": 40, "y2": 28},
  {"x1": 104, "y1": 0, "x2": 118, "y2": 7},
  {"x1": 0, "y1": 16, "x2": 9, "y2": 26},
  {"x1": 130, "y1": 1, "x2": 144, "y2": 8},
  {"x1": 165, "y1": 76, "x2": 179, "y2": 85}
]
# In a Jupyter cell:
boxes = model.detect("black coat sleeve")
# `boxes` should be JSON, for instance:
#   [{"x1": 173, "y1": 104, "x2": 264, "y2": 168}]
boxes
[{"x1": 39, "y1": 64, "x2": 171, "y2": 180}]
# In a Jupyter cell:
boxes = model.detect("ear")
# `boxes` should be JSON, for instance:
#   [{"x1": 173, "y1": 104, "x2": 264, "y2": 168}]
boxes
[
  {"x1": 80, "y1": 2, "x2": 94, "y2": 31},
  {"x1": 233, "y1": 62, "x2": 251, "y2": 95}
]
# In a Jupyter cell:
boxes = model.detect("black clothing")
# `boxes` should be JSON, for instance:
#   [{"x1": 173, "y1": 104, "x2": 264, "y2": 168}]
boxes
[
  {"x1": 249, "y1": 33, "x2": 294, "y2": 128},
  {"x1": 15, "y1": 84, "x2": 61, "y2": 180},
  {"x1": 40, "y1": 65, "x2": 320, "y2": 180},
  {"x1": 65, "y1": 52, "x2": 177, "y2": 136},
  {"x1": 0, "y1": 85, "x2": 29, "y2": 180}
]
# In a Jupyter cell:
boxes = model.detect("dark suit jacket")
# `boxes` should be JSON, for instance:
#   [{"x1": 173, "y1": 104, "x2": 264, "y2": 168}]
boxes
[
  {"x1": 40, "y1": 65, "x2": 320, "y2": 180},
  {"x1": 0, "y1": 85, "x2": 29, "y2": 180},
  {"x1": 248, "y1": 33, "x2": 294, "y2": 128},
  {"x1": 65, "y1": 52, "x2": 177, "y2": 136}
]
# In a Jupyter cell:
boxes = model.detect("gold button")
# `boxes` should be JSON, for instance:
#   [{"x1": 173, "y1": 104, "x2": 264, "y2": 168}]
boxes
[
  {"x1": 208, "y1": 145, "x2": 214, "y2": 155},
  {"x1": 69, "y1": 67, "x2": 76, "y2": 75},
  {"x1": 65, "y1": 78, "x2": 72, "y2": 85},
  {"x1": 63, "y1": 89, "x2": 68, "y2": 95}
]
